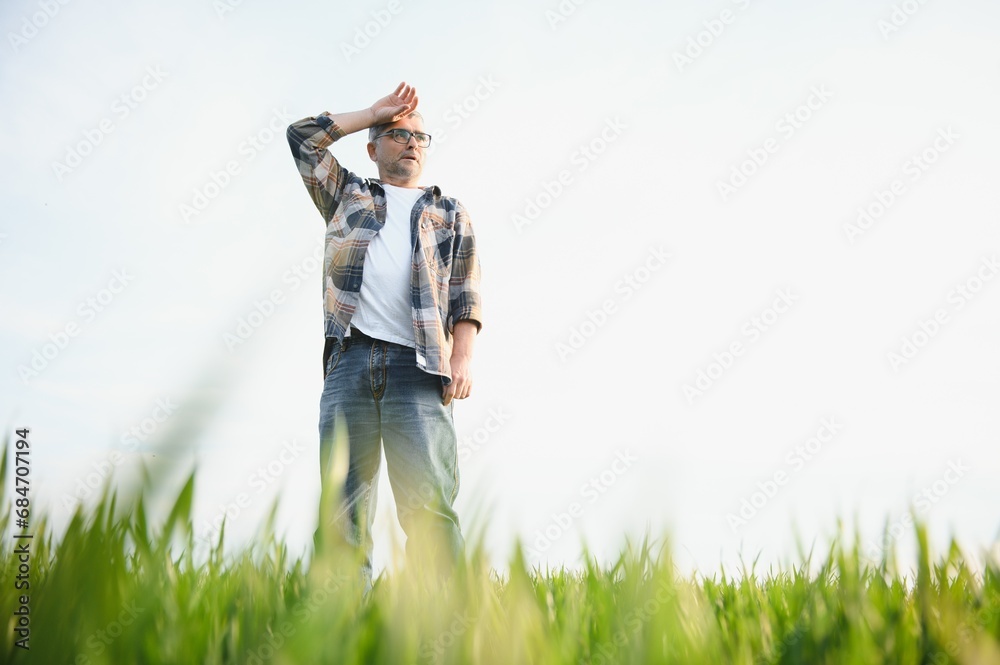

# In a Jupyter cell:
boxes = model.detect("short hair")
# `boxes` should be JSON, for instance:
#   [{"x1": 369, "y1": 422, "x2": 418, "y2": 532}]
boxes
[{"x1": 368, "y1": 111, "x2": 424, "y2": 143}]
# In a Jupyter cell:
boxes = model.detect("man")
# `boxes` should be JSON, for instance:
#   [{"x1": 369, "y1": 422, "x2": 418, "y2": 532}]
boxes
[{"x1": 286, "y1": 82, "x2": 483, "y2": 595}]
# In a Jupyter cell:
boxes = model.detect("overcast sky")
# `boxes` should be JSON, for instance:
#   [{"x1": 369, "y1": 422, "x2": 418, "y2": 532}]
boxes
[{"x1": 2, "y1": 0, "x2": 999, "y2": 579}]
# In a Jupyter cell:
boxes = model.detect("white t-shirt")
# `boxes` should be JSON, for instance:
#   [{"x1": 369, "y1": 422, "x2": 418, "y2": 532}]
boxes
[{"x1": 351, "y1": 183, "x2": 426, "y2": 348}]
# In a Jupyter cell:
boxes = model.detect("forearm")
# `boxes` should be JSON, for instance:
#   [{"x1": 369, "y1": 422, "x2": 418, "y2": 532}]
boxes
[
  {"x1": 287, "y1": 106, "x2": 378, "y2": 157},
  {"x1": 325, "y1": 107, "x2": 377, "y2": 137},
  {"x1": 451, "y1": 320, "x2": 477, "y2": 360}
]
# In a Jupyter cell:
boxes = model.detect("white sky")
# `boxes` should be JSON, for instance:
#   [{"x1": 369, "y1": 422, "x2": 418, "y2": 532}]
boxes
[{"x1": 2, "y1": 0, "x2": 999, "y2": 579}]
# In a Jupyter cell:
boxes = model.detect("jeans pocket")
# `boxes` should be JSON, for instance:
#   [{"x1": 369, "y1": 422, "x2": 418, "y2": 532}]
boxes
[{"x1": 323, "y1": 340, "x2": 342, "y2": 380}]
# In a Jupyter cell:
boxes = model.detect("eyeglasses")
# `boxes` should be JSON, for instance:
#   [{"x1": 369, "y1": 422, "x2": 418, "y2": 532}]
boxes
[{"x1": 373, "y1": 128, "x2": 432, "y2": 148}]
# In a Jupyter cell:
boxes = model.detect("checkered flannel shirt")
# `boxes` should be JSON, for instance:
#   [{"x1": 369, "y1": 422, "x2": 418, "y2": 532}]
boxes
[{"x1": 287, "y1": 112, "x2": 483, "y2": 385}]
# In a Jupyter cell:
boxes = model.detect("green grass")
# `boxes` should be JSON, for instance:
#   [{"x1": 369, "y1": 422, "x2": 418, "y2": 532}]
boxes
[{"x1": 2, "y1": 439, "x2": 999, "y2": 665}]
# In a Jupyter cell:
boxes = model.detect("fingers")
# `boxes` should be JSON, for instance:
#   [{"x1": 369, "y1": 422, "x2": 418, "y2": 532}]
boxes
[
  {"x1": 442, "y1": 381, "x2": 471, "y2": 405},
  {"x1": 395, "y1": 82, "x2": 418, "y2": 106},
  {"x1": 393, "y1": 82, "x2": 413, "y2": 100},
  {"x1": 442, "y1": 381, "x2": 473, "y2": 405},
  {"x1": 383, "y1": 83, "x2": 418, "y2": 122}
]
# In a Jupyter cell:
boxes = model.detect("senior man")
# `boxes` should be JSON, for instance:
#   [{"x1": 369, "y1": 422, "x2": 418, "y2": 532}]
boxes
[{"x1": 286, "y1": 82, "x2": 483, "y2": 595}]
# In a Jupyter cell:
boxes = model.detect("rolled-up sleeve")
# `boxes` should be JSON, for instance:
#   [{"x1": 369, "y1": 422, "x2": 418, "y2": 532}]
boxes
[
  {"x1": 286, "y1": 113, "x2": 349, "y2": 223},
  {"x1": 447, "y1": 201, "x2": 483, "y2": 334}
]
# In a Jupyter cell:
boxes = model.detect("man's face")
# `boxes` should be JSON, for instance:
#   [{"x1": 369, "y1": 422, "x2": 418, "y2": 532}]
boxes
[{"x1": 367, "y1": 114, "x2": 426, "y2": 187}]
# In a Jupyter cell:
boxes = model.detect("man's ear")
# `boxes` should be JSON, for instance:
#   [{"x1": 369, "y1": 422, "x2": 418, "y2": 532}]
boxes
[{"x1": 366, "y1": 142, "x2": 377, "y2": 162}]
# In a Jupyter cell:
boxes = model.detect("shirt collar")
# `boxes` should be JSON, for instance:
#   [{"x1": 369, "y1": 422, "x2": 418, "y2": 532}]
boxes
[{"x1": 370, "y1": 179, "x2": 441, "y2": 197}]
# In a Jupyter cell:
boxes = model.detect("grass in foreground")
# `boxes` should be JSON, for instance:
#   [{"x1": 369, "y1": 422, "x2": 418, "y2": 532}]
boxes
[{"x1": 1, "y1": 442, "x2": 999, "y2": 665}]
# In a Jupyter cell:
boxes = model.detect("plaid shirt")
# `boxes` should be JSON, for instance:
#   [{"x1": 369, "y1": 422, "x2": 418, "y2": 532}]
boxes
[{"x1": 286, "y1": 112, "x2": 483, "y2": 385}]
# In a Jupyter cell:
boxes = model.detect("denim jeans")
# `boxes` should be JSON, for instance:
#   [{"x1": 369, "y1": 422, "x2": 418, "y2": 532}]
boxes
[{"x1": 315, "y1": 326, "x2": 465, "y2": 595}]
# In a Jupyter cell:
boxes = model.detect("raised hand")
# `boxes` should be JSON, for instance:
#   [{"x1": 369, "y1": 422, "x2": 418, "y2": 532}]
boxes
[{"x1": 370, "y1": 81, "x2": 419, "y2": 126}]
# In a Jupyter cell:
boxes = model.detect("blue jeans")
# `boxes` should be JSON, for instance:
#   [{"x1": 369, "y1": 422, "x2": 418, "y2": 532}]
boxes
[{"x1": 315, "y1": 326, "x2": 465, "y2": 594}]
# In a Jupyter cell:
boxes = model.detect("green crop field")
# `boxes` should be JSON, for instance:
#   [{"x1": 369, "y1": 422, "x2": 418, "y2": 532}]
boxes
[{"x1": 2, "y1": 439, "x2": 998, "y2": 665}]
